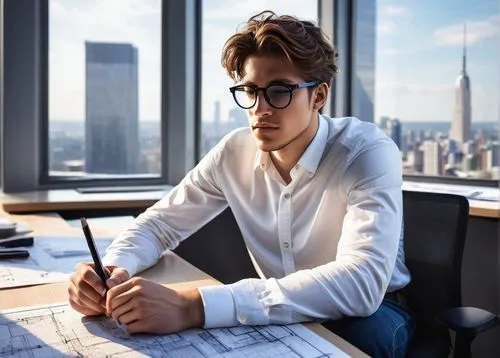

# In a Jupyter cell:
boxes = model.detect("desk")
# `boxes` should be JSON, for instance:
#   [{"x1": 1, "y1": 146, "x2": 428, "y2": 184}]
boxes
[
  {"x1": 402, "y1": 181, "x2": 500, "y2": 219},
  {"x1": 0, "y1": 211, "x2": 367, "y2": 357},
  {"x1": 1, "y1": 186, "x2": 499, "y2": 218}
]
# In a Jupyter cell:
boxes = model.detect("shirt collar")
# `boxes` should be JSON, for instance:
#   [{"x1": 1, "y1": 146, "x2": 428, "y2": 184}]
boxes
[
  {"x1": 253, "y1": 114, "x2": 328, "y2": 175},
  {"x1": 254, "y1": 149, "x2": 271, "y2": 171},
  {"x1": 296, "y1": 114, "x2": 328, "y2": 175}
]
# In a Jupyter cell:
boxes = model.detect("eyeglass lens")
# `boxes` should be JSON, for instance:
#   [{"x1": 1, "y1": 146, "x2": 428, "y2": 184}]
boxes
[{"x1": 233, "y1": 85, "x2": 291, "y2": 109}]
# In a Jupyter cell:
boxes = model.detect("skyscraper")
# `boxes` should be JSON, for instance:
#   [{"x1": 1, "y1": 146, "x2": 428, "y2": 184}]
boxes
[
  {"x1": 423, "y1": 140, "x2": 443, "y2": 176},
  {"x1": 228, "y1": 107, "x2": 247, "y2": 127},
  {"x1": 378, "y1": 116, "x2": 390, "y2": 131},
  {"x1": 450, "y1": 24, "x2": 471, "y2": 145},
  {"x1": 386, "y1": 118, "x2": 402, "y2": 149},
  {"x1": 85, "y1": 41, "x2": 139, "y2": 174}
]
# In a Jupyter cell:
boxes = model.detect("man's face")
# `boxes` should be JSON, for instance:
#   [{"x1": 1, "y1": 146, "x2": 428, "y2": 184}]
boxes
[{"x1": 240, "y1": 55, "x2": 317, "y2": 152}]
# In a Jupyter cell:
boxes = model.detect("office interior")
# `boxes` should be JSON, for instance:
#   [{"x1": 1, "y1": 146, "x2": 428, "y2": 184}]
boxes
[{"x1": 0, "y1": 0, "x2": 499, "y2": 357}]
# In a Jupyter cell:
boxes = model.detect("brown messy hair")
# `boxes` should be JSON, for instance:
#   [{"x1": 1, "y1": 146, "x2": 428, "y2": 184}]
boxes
[{"x1": 222, "y1": 10, "x2": 339, "y2": 86}]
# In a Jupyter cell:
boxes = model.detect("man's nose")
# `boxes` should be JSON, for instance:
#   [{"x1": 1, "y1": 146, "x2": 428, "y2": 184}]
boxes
[{"x1": 252, "y1": 93, "x2": 272, "y2": 116}]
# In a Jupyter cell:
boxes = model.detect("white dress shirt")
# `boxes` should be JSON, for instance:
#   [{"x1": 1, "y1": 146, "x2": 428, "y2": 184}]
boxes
[{"x1": 102, "y1": 114, "x2": 411, "y2": 329}]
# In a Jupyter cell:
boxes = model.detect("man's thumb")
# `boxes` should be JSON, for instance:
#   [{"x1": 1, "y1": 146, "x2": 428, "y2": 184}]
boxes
[{"x1": 106, "y1": 267, "x2": 130, "y2": 289}]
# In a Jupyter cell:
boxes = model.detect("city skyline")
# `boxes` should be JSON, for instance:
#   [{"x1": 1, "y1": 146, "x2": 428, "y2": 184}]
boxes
[
  {"x1": 49, "y1": 114, "x2": 499, "y2": 178},
  {"x1": 48, "y1": 0, "x2": 499, "y2": 124}
]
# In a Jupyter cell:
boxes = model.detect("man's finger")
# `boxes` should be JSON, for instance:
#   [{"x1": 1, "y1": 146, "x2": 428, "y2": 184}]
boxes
[
  {"x1": 77, "y1": 264, "x2": 106, "y2": 295},
  {"x1": 106, "y1": 278, "x2": 138, "y2": 312},
  {"x1": 70, "y1": 276, "x2": 103, "y2": 304},
  {"x1": 111, "y1": 298, "x2": 135, "y2": 322},
  {"x1": 106, "y1": 267, "x2": 130, "y2": 289},
  {"x1": 68, "y1": 283, "x2": 105, "y2": 314},
  {"x1": 108, "y1": 285, "x2": 138, "y2": 312},
  {"x1": 77, "y1": 287, "x2": 105, "y2": 311},
  {"x1": 113, "y1": 303, "x2": 138, "y2": 325},
  {"x1": 69, "y1": 298, "x2": 103, "y2": 316}
]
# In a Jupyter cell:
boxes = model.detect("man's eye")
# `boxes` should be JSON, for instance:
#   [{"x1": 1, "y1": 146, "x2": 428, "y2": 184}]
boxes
[
  {"x1": 268, "y1": 86, "x2": 289, "y2": 96},
  {"x1": 244, "y1": 89, "x2": 256, "y2": 96}
]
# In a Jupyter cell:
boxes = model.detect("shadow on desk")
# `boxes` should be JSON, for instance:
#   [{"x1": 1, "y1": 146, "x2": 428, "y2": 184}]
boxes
[{"x1": 0, "y1": 310, "x2": 73, "y2": 356}]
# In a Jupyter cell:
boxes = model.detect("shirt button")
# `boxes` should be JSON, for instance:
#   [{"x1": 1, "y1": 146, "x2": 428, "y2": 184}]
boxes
[
  {"x1": 294, "y1": 164, "x2": 300, "y2": 170},
  {"x1": 284, "y1": 193, "x2": 291, "y2": 199},
  {"x1": 283, "y1": 242, "x2": 290, "y2": 248}
]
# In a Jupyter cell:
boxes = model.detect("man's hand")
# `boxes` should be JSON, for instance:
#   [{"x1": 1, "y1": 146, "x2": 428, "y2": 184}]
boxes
[
  {"x1": 68, "y1": 263, "x2": 130, "y2": 316},
  {"x1": 106, "y1": 278, "x2": 205, "y2": 334}
]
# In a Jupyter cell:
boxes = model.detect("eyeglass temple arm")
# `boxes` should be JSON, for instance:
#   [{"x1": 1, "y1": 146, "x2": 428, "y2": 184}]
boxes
[{"x1": 297, "y1": 80, "x2": 320, "y2": 88}]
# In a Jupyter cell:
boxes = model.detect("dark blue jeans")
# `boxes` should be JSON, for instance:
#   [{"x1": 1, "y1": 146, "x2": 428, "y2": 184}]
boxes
[{"x1": 323, "y1": 299, "x2": 415, "y2": 357}]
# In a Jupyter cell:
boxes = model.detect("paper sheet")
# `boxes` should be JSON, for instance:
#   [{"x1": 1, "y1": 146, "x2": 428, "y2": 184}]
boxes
[
  {"x1": 66, "y1": 216, "x2": 135, "y2": 230},
  {"x1": 0, "y1": 302, "x2": 349, "y2": 357},
  {"x1": 402, "y1": 181, "x2": 499, "y2": 202},
  {"x1": 0, "y1": 236, "x2": 113, "y2": 288}
]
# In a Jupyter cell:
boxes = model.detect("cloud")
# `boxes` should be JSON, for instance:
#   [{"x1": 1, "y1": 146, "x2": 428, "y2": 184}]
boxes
[
  {"x1": 375, "y1": 82, "x2": 455, "y2": 122},
  {"x1": 375, "y1": 81, "x2": 497, "y2": 123},
  {"x1": 377, "y1": 6, "x2": 409, "y2": 36},
  {"x1": 377, "y1": 43, "x2": 433, "y2": 57},
  {"x1": 382, "y1": 5, "x2": 409, "y2": 17},
  {"x1": 434, "y1": 14, "x2": 500, "y2": 46},
  {"x1": 377, "y1": 21, "x2": 395, "y2": 35},
  {"x1": 203, "y1": 0, "x2": 318, "y2": 23},
  {"x1": 379, "y1": 48, "x2": 400, "y2": 56},
  {"x1": 377, "y1": 82, "x2": 454, "y2": 95}
]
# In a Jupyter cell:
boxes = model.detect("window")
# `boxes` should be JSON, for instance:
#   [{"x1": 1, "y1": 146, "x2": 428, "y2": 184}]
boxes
[
  {"x1": 200, "y1": 0, "x2": 318, "y2": 157},
  {"x1": 358, "y1": 0, "x2": 499, "y2": 181},
  {"x1": 48, "y1": 0, "x2": 162, "y2": 178}
]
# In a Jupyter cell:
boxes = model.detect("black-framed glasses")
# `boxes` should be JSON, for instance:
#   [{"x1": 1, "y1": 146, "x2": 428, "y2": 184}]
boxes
[{"x1": 229, "y1": 81, "x2": 320, "y2": 109}]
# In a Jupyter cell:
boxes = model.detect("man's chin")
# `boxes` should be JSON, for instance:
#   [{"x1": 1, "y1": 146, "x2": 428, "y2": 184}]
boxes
[{"x1": 255, "y1": 140, "x2": 277, "y2": 152}]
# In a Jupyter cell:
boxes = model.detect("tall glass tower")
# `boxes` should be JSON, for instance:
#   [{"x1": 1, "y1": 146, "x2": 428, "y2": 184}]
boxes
[{"x1": 85, "y1": 41, "x2": 139, "y2": 174}]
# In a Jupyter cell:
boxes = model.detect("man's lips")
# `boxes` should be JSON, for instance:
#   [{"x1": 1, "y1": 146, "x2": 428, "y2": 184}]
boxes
[{"x1": 252, "y1": 124, "x2": 279, "y2": 130}]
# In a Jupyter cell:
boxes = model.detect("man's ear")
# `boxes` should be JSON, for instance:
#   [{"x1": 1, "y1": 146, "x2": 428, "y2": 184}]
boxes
[{"x1": 312, "y1": 83, "x2": 329, "y2": 111}]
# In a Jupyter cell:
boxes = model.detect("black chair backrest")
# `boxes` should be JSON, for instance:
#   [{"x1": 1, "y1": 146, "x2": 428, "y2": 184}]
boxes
[{"x1": 403, "y1": 190, "x2": 469, "y2": 321}]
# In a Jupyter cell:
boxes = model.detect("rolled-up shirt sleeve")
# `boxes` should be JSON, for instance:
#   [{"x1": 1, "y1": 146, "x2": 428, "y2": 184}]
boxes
[{"x1": 199, "y1": 140, "x2": 403, "y2": 328}]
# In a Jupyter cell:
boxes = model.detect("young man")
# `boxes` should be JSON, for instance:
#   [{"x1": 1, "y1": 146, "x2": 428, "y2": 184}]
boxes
[{"x1": 68, "y1": 11, "x2": 414, "y2": 357}]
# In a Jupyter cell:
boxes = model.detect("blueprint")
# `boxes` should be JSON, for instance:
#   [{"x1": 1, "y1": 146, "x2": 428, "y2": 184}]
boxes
[
  {"x1": 0, "y1": 303, "x2": 349, "y2": 357},
  {"x1": 0, "y1": 236, "x2": 113, "y2": 288}
]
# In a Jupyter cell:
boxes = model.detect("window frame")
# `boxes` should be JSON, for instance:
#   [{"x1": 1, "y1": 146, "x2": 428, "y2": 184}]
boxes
[
  {"x1": 319, "y1": 0, "x2": 353, "y2": 118},
  {"x1": 0, "y1": 0, "x2": 3, "y2": 189},
  {"x1": 1, "y1": 0, "x2": 202, "y2": 193}
]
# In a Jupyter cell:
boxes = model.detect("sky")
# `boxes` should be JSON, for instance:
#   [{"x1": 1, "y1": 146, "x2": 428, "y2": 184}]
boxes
[
  {"x1": 49, "y1": 0, "x2": 499, "y2": 124},
  {"x1": 375, "y1": 0, "x2": 499, "y2": 123}
]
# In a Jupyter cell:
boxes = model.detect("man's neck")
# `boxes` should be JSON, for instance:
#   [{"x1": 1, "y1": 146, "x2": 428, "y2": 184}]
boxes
[
  {"x1": 270, "y1": 151, "x2": 297, "y2": 184},
  {"x1": 270, "y1": 115, "x2": 319, "y2": 184}
]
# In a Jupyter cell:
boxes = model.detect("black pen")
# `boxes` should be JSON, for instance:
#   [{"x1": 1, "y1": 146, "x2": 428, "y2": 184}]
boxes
[
  {"x1": 81, "y1": 218, "x2": 127, "y2": 330},
  {"x1": 80, "y1": 217, "x2": 109, "y2": 289}
]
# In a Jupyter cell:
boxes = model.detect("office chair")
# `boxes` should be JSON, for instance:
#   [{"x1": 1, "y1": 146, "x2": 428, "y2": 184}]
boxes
[{"x1": 403, "y1": 190, "x2": 499, "y2": 358}]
